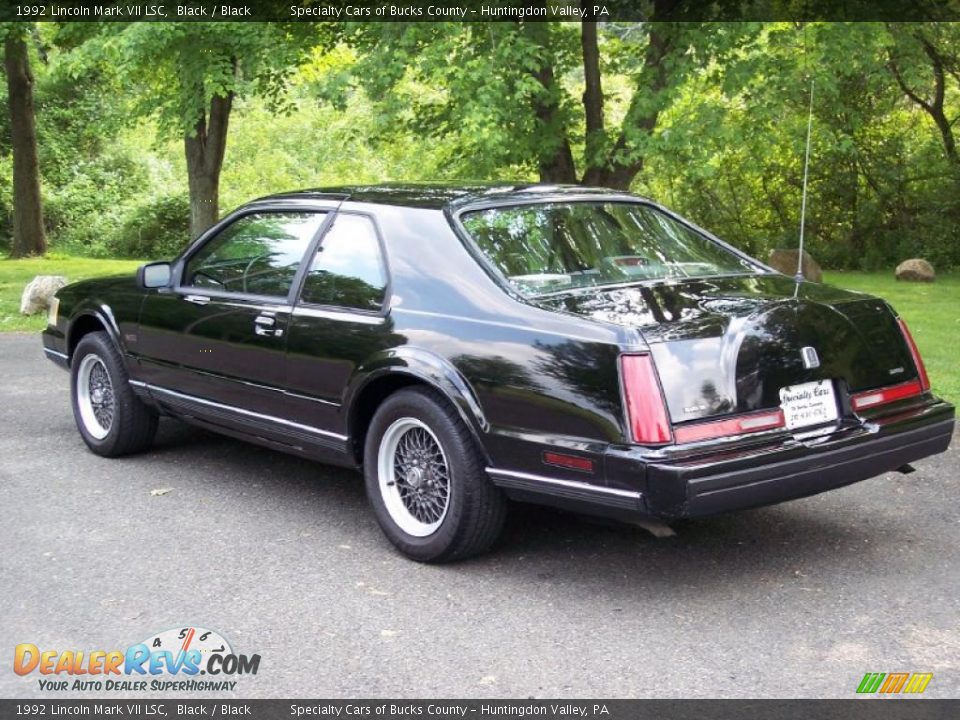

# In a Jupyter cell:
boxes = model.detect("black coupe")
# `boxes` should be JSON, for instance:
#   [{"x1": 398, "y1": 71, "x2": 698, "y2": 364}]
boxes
[{"x1": 42, "y1": 185, "x2": 955, "y2": 561}]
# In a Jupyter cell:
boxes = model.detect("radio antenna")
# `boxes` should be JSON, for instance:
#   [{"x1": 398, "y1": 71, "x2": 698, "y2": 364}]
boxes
[{"x1": 796, "y1": 79, "x2": 814, "y2": 282}]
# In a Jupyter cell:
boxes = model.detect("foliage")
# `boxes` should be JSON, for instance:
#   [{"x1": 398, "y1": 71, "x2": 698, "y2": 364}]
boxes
[
  {"x1": 3, "y1": 20, "x2": 960, "y2": 271},
  {"x1": 107, "y1": 192, "x2": 191, "y2": 259}
]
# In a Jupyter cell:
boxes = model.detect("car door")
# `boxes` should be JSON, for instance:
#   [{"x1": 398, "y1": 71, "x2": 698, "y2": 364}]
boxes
[
  {"x1": 283, "y1": 212, "x2": 396, "y2": 438},
  {"x1": 135, "y1": 209, "x2": 328, "y2": 423}
]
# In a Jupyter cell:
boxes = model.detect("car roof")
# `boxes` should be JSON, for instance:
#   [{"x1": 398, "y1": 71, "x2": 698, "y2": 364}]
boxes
[{"x1": 256, "y1": 183, "x2": 640, "y2": 211}]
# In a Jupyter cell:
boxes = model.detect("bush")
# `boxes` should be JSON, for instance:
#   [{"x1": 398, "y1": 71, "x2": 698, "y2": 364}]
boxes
[
  {"x1": 43, "y1": 150, "x2": 149, "y2": 256},
  {"x1": 108, "y1": 194, "x2": 191, "y2": 259}
]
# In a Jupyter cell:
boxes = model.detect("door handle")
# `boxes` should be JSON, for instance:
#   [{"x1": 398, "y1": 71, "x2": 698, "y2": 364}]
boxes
[
  {"x1": 184, "y1": 294, "x2": 210, "y2": 305},
  {"x1": 254, "y1": 313, "x2": 282, "y2": 337}
]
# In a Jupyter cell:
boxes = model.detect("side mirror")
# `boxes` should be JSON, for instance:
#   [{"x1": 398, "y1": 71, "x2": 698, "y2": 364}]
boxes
[{"x1": 137, "y1": 262, "x2": 172, "y2": 289}]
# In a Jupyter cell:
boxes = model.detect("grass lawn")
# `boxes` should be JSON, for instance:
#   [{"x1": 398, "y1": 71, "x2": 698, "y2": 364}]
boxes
[
  {"x1": 1, "y1": 256, "x2": 957, "y2": 404},
  {"x1": 825, "y1": 271, "x2": 959, "y2": 405},
  {"x1": 0, "y1": 255, "x2": 143, "y2": 333}
]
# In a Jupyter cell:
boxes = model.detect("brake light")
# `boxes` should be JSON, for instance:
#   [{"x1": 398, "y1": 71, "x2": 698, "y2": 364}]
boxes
[
  {"x1": 851, "y1": 379, "x2": 923, "y2": 411},
  {"x1": 674, "y1": 409, "x2": 785, "y2": 444},
  {"x1": 620, "y1": 354, "x2": 672, "y2": 444},
  {"x1": 897, "y1": 318, "x2": 930, "y2": 391}
]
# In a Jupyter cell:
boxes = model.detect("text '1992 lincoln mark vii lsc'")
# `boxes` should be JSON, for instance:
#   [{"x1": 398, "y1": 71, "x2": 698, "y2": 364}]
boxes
[{"x1": 42, "y1": 184, "x2": 955, "y2": 562}]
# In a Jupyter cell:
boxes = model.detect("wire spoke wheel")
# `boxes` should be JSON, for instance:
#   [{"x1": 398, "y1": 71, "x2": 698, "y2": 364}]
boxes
[
  {"x1": 378, "y1": 417, "x2": 452, "y2": 537},
  {"x1": 76, "y1": 354, "x2": 115, "y2": 440}
]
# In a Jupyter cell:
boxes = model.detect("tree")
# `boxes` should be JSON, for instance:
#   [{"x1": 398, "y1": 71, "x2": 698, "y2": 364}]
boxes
[
  {"x1": 2, "y1": 24, "x2": 46, "y2": 256},
  {"x1": 62, "y1": 23, "x2": 321, "y2": 238},
  {"x1": 342, "y1": 2, "x2": 754, "y2": 189},
  {"x1": 886, "y1": 23, "x2": 960, "y2": 169}
]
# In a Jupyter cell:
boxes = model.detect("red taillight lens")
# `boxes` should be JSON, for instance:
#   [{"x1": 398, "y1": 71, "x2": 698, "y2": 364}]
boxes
[
  {"x1": 851, "y1": 379, "x2": 923, "y2": 412},
  {"x1": 674, "y1": 409, "x2": 785, "y2": 444},
  {"x1": 897, "y1": 318, "x2": 930, "y2": 391},
  {"x1": 620, "y1": 354, "x2": 672, "y2": 444}
]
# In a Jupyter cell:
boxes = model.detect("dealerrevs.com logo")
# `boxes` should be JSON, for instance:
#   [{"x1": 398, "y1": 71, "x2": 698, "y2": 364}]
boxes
[{"x1": 14, "y1": 626, "x2": 261, "y2": 692}]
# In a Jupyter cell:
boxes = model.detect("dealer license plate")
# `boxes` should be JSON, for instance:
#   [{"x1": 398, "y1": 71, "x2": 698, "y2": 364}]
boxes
[{"x1": 779, "y1": 380, "x2": 839, "y2": 430}]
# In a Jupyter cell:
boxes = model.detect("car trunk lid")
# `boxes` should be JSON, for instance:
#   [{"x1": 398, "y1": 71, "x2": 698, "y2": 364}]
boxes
[{"x1": 537, "y1": 274, "x2": 918, "y2": 425}]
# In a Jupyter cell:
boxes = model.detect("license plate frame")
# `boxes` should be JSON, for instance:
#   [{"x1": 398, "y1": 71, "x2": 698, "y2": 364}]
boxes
[{"x1": 779, "y1": 379, "x2": 839, "y2": 431}]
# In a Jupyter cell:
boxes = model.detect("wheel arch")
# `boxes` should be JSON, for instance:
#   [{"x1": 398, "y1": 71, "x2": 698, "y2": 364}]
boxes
[
  {"x1": 344, "y1": 348, "x2": 489, "y2": 466},
  {"x1": 66, "y1": 307, "x2": 122, "y2": 361}
]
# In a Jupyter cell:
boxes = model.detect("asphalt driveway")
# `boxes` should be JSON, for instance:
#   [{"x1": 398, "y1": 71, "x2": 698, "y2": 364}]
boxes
[{"x1": 1, "y1": 333, "x2": 957, "y2": 698}]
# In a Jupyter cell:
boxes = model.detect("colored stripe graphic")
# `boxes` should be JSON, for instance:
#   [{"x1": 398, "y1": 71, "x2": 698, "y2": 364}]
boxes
[
  {"x1": 857, "y1": 672, "x2": 932, "y2": 694},
  {"x1": 879, "y1": 673, "x2": 910, "y2": 693},
  {"x1": 903, "y1": 673, "x2": 933, "y2": 694},
  {"x1": 857, "y1": 673, "x2": 886, "y2": 693}
]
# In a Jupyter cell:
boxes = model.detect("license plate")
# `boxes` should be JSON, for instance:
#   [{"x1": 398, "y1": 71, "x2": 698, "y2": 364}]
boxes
[{"x1": 779, "y1": 380, "x2": 839, "y2": 430}]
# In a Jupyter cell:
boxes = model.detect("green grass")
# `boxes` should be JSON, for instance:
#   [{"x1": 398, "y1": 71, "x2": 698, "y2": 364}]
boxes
[
  {"x1": 1, "y1": 256, "x2": 957, "y2": 404},
  {"x1": 824, "y1": 271, "x2": 960, "y2": 405},
  {"x1": 0, "y1": 255, "x2": 144, "y2": 333}
]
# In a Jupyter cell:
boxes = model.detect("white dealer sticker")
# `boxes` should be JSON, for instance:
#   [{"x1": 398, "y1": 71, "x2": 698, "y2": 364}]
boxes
[{"x1": 779, "y1": 380, "x2": 839, "y2": 430}]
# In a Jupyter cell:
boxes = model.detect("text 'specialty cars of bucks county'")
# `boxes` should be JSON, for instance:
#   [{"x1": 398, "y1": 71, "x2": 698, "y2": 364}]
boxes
[{"x1": 42, "y1": 184, "x2": 955, "y2": 562}]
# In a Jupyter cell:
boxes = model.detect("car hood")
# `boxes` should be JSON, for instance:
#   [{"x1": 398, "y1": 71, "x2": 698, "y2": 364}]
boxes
[{"x1": 535, "y1": 274, "x2": 918, "y2": 422}]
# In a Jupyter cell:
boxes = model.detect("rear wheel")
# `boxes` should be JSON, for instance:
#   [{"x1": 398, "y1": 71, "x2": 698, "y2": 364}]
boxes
[
  {"x1": 364, "y1": 388, "x2": 506, "y2": 562},
  {"x1": 71, "y1": 331, "x2": 158, "y2": 457}
]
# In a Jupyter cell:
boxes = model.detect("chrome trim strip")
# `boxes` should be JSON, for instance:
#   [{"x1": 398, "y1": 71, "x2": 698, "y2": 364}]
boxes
[
  {"x1": 43, "y1": 348, "x2": 69, "y2": 361},
  {"x1": 292, "y1": 305, "x2": 384, "y2": 325},
  {"x1": 135, "y1": 382, "x2": 348, "y2": 441},
  {"x1": 128, "y1": 379, "x2": 147, "y2": 389},
  {"x1": 394, "y1": 308, "x2": 610, "y2": 344},
  {"x1": 485, "y1": 468, "x2": 640, "y2": 499}
]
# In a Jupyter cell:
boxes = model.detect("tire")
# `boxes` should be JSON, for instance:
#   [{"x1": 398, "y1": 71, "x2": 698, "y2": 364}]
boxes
[
  {"x1": 364, "y1": 387, "x2": 507, "y2": 562},
  {"x1": 70, "y1": 331, "x2": 158, "y2": 457}
]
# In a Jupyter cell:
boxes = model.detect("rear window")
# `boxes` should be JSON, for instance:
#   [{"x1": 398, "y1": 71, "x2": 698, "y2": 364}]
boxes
[{"x1": 460, "y1": 202, "x2": 760, "y2": 295}]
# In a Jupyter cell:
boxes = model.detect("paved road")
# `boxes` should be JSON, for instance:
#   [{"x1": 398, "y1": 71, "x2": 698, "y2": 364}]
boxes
[{"x1": 1, "y1": 333, "x2": 957, "y2": 699}]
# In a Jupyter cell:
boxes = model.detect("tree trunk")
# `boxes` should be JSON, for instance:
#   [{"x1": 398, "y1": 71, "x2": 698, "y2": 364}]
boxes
[
  {"x1": 580, "y1": 13, "x2": 605, "y2": 182},
  {"x1": 583, "y1": 25, "x2": 670, "y2": 190},
  {"x1": 184, "y1": 91, "x2": 232, "y2": 238},
  {"x1": 521, "y1": 17, "x2": 577, "y2": 185},
  {"x1": 4, "y1": 33, "x2": 46, "y2": 257},
  {"x1": 887, "y1": 29, "x2": 959, "y2": 168}
]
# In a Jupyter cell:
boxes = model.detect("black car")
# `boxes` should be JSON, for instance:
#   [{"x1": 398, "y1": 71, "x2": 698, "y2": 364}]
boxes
[{"x1": 42, "y1": 184, "x2": 955, "y2": 561}]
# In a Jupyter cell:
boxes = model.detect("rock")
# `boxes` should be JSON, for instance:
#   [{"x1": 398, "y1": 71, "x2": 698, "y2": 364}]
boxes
[
  {"x1": 767, "y1": 248, "x2": 823, "y2": 283},
  {"x1": 20, "y1": 275, "x2": 67, "y2": 315},
  {"x1": 895, "y1": 258, "x2": 935, "y2": 282}
]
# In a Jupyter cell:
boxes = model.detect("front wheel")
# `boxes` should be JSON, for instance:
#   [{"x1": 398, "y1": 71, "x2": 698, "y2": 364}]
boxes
[
  {"x1": 364, "y1": 388, "x2": 506, "y2": 562},
  {"x1": 71, "y1": 331, "x2": 158, "y2": 457}
]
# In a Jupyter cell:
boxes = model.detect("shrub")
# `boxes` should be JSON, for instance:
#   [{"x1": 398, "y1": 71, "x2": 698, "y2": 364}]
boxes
[{"x1": 108, "y1": 194, "x2": 191, "y2": 259}]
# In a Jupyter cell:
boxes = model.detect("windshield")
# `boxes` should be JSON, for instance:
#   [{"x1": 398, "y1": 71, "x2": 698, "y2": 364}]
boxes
[{"x1": 460, "y1": 201, "x2": 761, "y2": 295}]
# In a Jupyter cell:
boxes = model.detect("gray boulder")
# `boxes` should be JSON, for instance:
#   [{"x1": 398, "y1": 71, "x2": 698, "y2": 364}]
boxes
[
  {"x1": 895, "y1": 258, "x2": 935, "y2": 282},
  {"x1": 20, "y1": 275, "x2": 67, "y2": 315},
  {"x1": 767, "y1": 248, "x2": 823, "y2": 283}
]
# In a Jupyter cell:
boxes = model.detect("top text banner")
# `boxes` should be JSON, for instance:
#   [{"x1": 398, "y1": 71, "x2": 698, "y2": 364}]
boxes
[{"x1": 2, "y1": 0, "x2": 960, "y2": 22}]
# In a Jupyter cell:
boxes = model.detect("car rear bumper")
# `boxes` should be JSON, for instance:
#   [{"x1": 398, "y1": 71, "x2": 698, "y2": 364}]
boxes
[
  {"x1": 490, "y1": 399, "x2": 954, "y2": 523},
  {"x1": 642, "y1": 400, "x2": 954, "y2": 519}
]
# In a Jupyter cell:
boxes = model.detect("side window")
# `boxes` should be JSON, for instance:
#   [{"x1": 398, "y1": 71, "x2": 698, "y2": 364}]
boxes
[
  {"x1": 184, "y1": 212, "x2": 326, "y2": 298},
  {"x1": 300, "y1": 214, "x2": 387, "y2": 311}
]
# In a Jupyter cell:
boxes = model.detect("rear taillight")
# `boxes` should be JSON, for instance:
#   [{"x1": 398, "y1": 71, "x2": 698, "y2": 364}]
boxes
[
  {"x1": 897, "y1": 318, "x2": 930, "y2": 391},
  {"x1": 851, "y1": 379, "x2": 923, "y2": 412},
  {"x1": 674, "y1": 409, "x2": 785, "y2": 444},
  {"x1": 620, "y1": 354, "x2": 672, "y2": 444}
]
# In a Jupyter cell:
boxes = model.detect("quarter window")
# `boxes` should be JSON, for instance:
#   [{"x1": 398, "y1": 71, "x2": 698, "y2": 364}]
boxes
[
  {"x1": 184, "y1": 212, "x2": 326, "y2": 298},
  {"x1": 300, "y1": 215, "x2": 387, "y2": 311}
]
